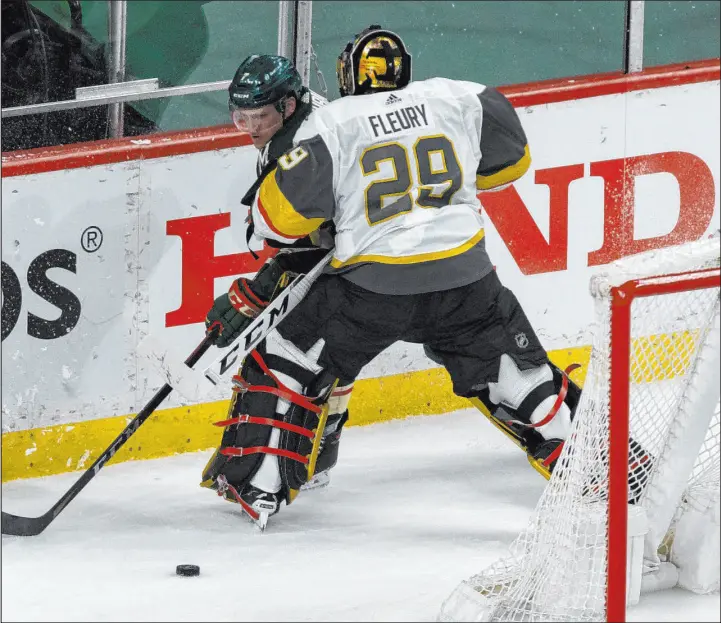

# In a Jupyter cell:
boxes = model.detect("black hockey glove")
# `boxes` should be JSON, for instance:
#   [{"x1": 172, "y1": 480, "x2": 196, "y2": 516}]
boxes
[
  {"x1": 204, "y1": 280, "x2": 266, "y2": 348},
  {"x1": 205, "y1": 258, "x2": 285, "y2": 348}
]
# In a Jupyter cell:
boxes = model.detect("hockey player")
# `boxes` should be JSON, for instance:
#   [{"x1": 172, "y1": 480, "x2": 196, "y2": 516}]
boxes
[
  {"x1": 227, "y1": 54, "x2": 326, "y2": 174},
  {"x1": 201, "y1": 55, "x2": 354, "y2": 516},
  {"x1": 203, "y1": 26, "x2": 583, "y2": 529}
]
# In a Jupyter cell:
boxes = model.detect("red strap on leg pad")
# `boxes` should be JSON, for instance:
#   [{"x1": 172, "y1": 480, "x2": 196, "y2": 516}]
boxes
[
  {"x1": 214, "y1": 414, "x2": 315, "y2": 439},
  {"x1": 513, "y1": 363, "x2": 581, "y2": 429},
  {"x1": 209, "y1": 347, "x2": 337, "y2": 513},
  {"x1": 220, "y1": 445, "x2": 309, "y2": 465}
]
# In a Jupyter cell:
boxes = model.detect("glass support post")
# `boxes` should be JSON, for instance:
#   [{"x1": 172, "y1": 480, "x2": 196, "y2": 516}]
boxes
[
  {"x1": 624, "y1": 0, "x2": 645, "y2": 73},
  {"x1": 294, "y1": 0, "x2": 313, "y2": 87},
  {"x1": 107, "y1": 0, "x2": 128, "y2": 137},
  {"x1": 278, "y1": 0, "x2": 295, "y2": 58}
]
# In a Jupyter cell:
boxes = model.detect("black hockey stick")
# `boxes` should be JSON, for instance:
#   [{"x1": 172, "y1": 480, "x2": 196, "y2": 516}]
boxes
[{"x1": 1, "y1": 333, "x2": 216, "y2": 537}]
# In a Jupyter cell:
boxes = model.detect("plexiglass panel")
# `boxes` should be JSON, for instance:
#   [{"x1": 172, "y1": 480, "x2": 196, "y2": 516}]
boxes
[
  {"x1": 309, "y1": 0, "x2": 626, "y2": 101},
  {"x1": 644, "y1": 1, "x2": 720, "y2": 67}
]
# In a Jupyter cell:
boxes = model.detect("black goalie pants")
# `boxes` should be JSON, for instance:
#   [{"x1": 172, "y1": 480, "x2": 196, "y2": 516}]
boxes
[{"x1": 278, "y1": 269, "x2": 548, "y2": 398}]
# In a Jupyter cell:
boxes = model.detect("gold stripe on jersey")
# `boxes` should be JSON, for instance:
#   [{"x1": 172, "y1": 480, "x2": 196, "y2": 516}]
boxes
[
  {"x1": 257, "y1": 169, "x2": 326, "y2": 239},
  {"x1": 330, "y1": 228, "x2": 485, "y2": 269},
  {"x1": 476, "y1": 144, "x2": 531, "y2": 190}
]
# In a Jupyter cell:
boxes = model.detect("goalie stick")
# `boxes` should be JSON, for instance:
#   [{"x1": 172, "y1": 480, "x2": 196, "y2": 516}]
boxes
[
  {"x1": 2, "y1": 249, "x2": 333, "y2": 536},
  {"x1": 139, "y1": 249, "x2": 334, "y2": 400},
  {"x1": 202, "y1": 249, "x2": 333, "y2": 387}
]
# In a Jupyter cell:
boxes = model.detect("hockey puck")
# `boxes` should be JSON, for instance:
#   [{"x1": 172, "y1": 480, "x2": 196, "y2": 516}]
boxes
[{"x1": 176, "y1": 564, "x2": 200, "y2": 577}]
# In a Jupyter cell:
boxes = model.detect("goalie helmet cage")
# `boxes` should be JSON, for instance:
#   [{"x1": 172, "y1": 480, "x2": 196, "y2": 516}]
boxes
[{"x1": 440, "y1": 236, "x2": 721, "y2": 623}]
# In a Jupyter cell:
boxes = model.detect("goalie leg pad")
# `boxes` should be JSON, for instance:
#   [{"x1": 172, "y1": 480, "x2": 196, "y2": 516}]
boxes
[
  {"x1": 203, "y1": 327, "x2": 351, "y2": 508},
  {"x1": 245, "y1": 336, "x2": 323, "y2": 495},
  {"x1": 473, "y1": 358, "x2": 652, "y2": 496},
  {"x1": 487, "y1": 354, "x2": 574, "y2": 441},
  {"x1": 469, "y1": 358, "x2": 583, "y2": 477},
  {"x1": 277, "y1": 369, "x2": 340, "y2": 496},
  {"x1": 200, "y1": 343, "x2": 287, "y2": 494},
  {"x1": 256, "y1": 334, "x2": 353, "y2": 500},
  {"x1": 265, "y1": 330, "x2": 353, "y2": 497},
  {"x1": 315, "y1": 383, "x2": 352, "y2": 473},
  {"x1": 257, "y1": 330, "x2": 328, "y2": 498}
]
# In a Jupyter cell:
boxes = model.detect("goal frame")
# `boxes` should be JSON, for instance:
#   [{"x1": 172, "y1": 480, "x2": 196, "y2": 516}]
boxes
[{"x1": 606, "y1": 266, "x2": 721, "y2": 622}]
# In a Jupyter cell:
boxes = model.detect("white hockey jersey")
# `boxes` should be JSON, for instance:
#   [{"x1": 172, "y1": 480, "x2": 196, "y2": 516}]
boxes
[{"x1": 252, "y1": 77, "x2": 531, "y2": 294}]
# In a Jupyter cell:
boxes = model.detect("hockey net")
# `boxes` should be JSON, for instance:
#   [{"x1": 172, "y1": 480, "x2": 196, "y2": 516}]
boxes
[{"x1": 440, "y1": 237, "x2": 721, "y2": 622}]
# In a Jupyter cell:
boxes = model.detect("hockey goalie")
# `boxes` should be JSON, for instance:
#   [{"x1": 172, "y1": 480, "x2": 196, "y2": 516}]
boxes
[{"x1": 197, "y1": 24, "x2": 591, "y2": 530}]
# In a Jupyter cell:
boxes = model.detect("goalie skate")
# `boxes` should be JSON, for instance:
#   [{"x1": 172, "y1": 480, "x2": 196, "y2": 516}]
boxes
[
  {"x1": 300, "y1": 468, "x2": 331, "y2": 491},
  {"x1": 215, "y1": 475, "x2": 279, "y2": 532}
]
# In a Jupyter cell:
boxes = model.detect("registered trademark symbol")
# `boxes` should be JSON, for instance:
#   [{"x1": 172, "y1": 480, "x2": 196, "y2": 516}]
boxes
[{"x1": 81, "y1": 226, "x2": 103, "y2": 253}]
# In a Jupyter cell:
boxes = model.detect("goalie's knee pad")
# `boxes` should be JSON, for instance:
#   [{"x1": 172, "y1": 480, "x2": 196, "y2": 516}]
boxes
[
  {"x1": 471, "y1": 355, "x2": 581, "y2": 442},
  {"x1": 469, "y1": 356, "x2": 582, "y2": 477},
  {"x1": 486, "y1": 354, "x2": 580, "y2": 441}
]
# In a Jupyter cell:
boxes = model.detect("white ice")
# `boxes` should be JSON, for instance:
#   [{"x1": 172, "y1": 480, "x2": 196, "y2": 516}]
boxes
[{"x1": 2, "y1": 408, "x2": 719, "y2": 622}]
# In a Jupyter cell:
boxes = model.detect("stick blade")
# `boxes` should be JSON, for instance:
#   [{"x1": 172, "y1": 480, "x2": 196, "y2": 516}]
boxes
[{"x1": 1, "y1": 511, "x2": 48, "y2": 536}]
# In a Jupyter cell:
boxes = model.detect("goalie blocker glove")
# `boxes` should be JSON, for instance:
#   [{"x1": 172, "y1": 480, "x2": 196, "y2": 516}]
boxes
[
  {"x1": 205, "y1": 280, "x2": 267, "y2": 348},
  {"x1": 206, "y1": 248, "x2": 331, "y2": 348},
  {"x1": 205, "y1": 256, "x2": 287, "y2": 348}
]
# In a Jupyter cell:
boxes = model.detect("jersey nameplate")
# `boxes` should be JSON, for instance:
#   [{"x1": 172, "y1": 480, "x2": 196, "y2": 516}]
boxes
[{"x1": 367, "y1": 104, "x2": 432, "y2": 139}]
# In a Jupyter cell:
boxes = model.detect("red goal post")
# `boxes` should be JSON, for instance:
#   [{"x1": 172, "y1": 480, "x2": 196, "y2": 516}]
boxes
[
  {"x1": 607, "y1": 266, "x2": 721, "y2": 622},
  {"x1": 440, "y1": 236, "x2": 721, "y2": 623}
]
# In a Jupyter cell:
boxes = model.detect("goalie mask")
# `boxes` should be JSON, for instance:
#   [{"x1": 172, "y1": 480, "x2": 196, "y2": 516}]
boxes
[{"x1": 337, "y1": 25, "x2": 411, "y2": 97}]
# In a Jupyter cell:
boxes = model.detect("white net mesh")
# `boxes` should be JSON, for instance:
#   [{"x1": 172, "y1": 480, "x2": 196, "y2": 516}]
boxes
[{"x1": 440, "y1": 238, "x2": 721, "y2": 622}]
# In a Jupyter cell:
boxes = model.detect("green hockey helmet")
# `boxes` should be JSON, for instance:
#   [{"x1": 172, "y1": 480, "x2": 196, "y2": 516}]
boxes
[{"x1": 228, "y1": 54, "x2": 303, "y2": 113}]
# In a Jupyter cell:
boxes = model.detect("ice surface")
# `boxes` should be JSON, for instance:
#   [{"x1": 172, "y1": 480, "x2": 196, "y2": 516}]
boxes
[{"x1": 2, "y1": 409, "x2": 719, "y2": 622}]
